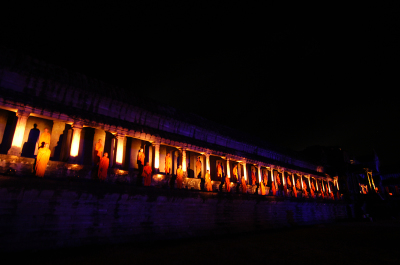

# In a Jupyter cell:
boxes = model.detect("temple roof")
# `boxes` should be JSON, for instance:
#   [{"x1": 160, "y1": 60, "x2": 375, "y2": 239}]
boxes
[{"x1": 0, "y1": 47, "x2": 323, "y2": 172}]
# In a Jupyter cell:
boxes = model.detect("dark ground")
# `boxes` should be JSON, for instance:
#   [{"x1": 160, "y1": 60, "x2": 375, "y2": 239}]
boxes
[{"x1": 6, "y1": 219, "x2": 400, "y2": 265}]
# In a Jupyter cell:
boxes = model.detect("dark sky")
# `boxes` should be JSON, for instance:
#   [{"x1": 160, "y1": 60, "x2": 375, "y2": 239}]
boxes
[{"x1": 1, "y1": 3, "x2": 399, "y2": 166}]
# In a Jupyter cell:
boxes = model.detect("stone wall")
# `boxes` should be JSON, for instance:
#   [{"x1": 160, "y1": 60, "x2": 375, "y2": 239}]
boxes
[{"x1": 0, "y1": 175, "x2": 348, "y2": 252}]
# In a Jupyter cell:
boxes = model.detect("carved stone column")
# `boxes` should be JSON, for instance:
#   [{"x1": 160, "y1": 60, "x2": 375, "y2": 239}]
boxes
[
  {"x1": 242, "y1": 161, "x2": 247, "y2": 183},
  {"x1": 257, "y1": 164, "x2": 261, "y2": 183},
  {"x1": 205, "y1": 152, "x2": 210, "y2": 172},
  {"x1": 226, "y1": 158, "x2": 231, "y2": 178},
  {"x1": 8, "y1": 108, "x2": 31, "y2": 156},
  {"x1": 182, "y1": 148, "x2": 187, "y2": 173},
  {"x1": 115, "y1": 133, "x2": 125, "y2": 168},
  {"x1": 69, "y1": 121, "x2": 83, "y2": 160},
  {"x1": 153, "y1": 140, "x2": 161, "y2": 173}
]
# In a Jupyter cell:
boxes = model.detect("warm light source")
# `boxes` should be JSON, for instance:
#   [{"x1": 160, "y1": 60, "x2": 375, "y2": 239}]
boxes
[
  {"x1": 227, "y1": 159, "x2": 231, "y2": 178},
  {"x1": 243, "y1": 162, "x2": 247, "y2": 180},
  {"x1": 300, "y1": 175, "x2": 303, "y2": 189},
  {"x1": 154, "y1": 143, "x2": 160, "y2": 169},
  {"x1": 70, "y1": 126, "x2": 82, "y2": 157},
  {"x1": 282, "y1": 171, "x2": 285, "y2": 185},
  {"x1": 10, "y1": 110, "x2": 30, "y2": 152},
  {"x1": 182, "y1": 149, "x2": 187, "y2": 172},
  {"x1": 116, "y1": 136, "x2": 124, "y2": 164},
  {"x1": 206, "y1": 153, "x2": 210, "y2": 171},
  {"x1": 258, "y1": 166, "x2": 261, "y2": 183}
]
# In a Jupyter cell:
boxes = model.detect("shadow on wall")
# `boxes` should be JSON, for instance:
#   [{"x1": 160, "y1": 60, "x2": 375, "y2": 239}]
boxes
[
  {"x1": 0, "y1": 112, "x2": 17, "y2": 154},
  {"x1": 21, "y1": 123, "x2": 40, "y2": 158}
]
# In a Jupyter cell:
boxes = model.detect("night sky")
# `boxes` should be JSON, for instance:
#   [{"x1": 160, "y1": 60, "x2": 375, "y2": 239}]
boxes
[{"x1": 1, "y1": 3, "x2": 399, "y2": 167}]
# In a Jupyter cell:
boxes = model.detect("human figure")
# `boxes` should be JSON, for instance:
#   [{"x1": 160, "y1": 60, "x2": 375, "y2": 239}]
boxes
[
  {"x1": 233, "y1": 164, "x2": 238, "y2": 182},
  {"x1": 293, "y1": 185, "x2": 297, "y2": 198},
  {"x1": 286, "y1": 175, "x2": 291, "y2": 188},
  {"x1": 137, "y1": 148, "x2": 145, "y2": 186},
  {"x1": 165, "y1": 153, "x2": 171, "y2": 175},
  {"x1": 35, "y1": 127, "x2": 51, "y2": 155},
  {"x1": 196, "y1": 157, "x2": 202, "y2": 178},
  {"x1": 38, "y1": 127, "x2": 51, "y2": 147},
  {"x1": 260, "y1": 180, "x2": 266, "y2": 195},
  {"x1": 35, "y1": 142, "x2": 51, "y2": 177},
  {"x1": 205, "y1": 170, "x2": 212, "y2": 191},
  {"x1": 251, "y1": 169, "x2": 256, "y2": 185},
  {"x1": 217, "y1": 162, "x2": 222, "y2": 178},
  {"x1": 98, "y1": 152, "x2": 109, "y2": 180},
  {"x1": 296, "y1": 179, "x2": 301, "y2": 190},
  {"x1": 176, "y1": 165, "x2": 183, "y2": 189},
  {"x1": 94, "y1": 139, "x2": 103, "y2": 165},
  {"x1": 142, "y1": 162, "x2": 153, "y2": 186},
  {"x1": 263, "y1": 171, "x2": 268, "y2": 185},
  {"x1": 225, "y1": 174, "x2": 231, "y2": 192},
  {"x1": 302, "y1": 180, "x2": 308, "y2": 197},
  {"x1": 241, "y1": 176, "x2": 247, "y2": 193},
  {"x1": 271, "y1": 180, "x2": 276, "y2": 195}
]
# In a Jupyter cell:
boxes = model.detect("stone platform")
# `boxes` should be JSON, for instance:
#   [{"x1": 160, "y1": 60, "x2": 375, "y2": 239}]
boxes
[{"x1": 0, "y1": 174, "x2": 348, "y2": 252}]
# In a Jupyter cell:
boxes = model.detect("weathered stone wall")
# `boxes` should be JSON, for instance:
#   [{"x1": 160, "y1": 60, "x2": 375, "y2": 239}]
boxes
[{"x1": 0, "y1": 176, "x2": 348, "y2": 252}]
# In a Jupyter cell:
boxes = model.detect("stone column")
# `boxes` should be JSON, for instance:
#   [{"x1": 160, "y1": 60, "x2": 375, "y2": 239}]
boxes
[
  {"x1": 182, "y1": 148, "x2": 187, "y2": 173},
  {"x1": 8, "y1": 108, "x2": 31, "y2": 156},
  {"x1": 115, "y1": 133, "x2": 125, "y2": 168},
  {"x1": 282, "y1": 170, "x2": 287, "y2": 195},
  {"x1": 69, "y1": 121, "x2": 83, "y2": 158},
  {"x1": 226, "y1": 158, "x2": 231, "y2": 178},
  {"x1": 153, "y1": 141, "x2": 160, "y2": 173},
  {"x1": 205, "y1": 152, "x2": 210, "y2": 172},
  {"x1": 300, "y1": 174, "x2": 303, "y2": 189},
  {"x1": 242, "y1": 162, "x2": 247, "y2": 183},
  {"x1": 257, "y1": 165, "x2": 261, "y2": 183}
]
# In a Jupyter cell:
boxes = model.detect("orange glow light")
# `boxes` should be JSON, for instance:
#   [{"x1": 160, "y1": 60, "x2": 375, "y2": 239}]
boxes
[
  {"x1": 70, "y1": 128, "x2": 82, "y2": 157},
  {"x1": 154, "y1": 144, "x2": 160, "y2": 169},
  {"x1": 116, "y1": 138, "x2": 124, "y2": 164}
]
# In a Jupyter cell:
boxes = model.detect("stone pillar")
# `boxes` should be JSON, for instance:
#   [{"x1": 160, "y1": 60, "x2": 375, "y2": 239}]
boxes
[
  {"x1": 182, "y1": 148, "x2": 187, "y2": 173},
  {"x1": 300, "y1": 174, "x2": 303, "y2": 189},
  {"x1": 115, "y1": 133, "x2": 125, "y2": 168},
  {"x1": 205, "y1": 152, "x2": 210, "y2": 172},
  {"x1": 8, "y1": 108, "x2": 31, "y2": 156},
  {"x1": 257, "y1": 165, "x2": 261, "y2": 183},
  {"x1": 69, "y1": 121, "x2": 83, "y2": 158},
  {"x1": 282, "y1": 170, "x2": 287, "y2": 195},
  {"x1": 226, "y1": 158, "x2": 231, "y2": 178},
  {"x1": 153, "y1": 141, "x2": 160, "y2": 173},
  {"x1": 243, "y1": 162, "x2": 247, "y2": 182}
]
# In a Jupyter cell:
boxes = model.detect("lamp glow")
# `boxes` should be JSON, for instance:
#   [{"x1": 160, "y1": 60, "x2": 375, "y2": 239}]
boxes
[
  {"x1": 116, "y1": 137, "x2": 124, "y2": 164},
  {"x1": 70, "y1": 127, "x2": 82, "y2": 157},
  {"x1": 154, "y1": 143, "x2": 160, "y2": 169}
]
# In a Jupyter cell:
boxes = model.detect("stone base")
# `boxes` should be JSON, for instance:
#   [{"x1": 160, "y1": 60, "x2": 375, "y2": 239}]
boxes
[{"x1": 7, "y1": 146, "x2": 22, "y2": 156}]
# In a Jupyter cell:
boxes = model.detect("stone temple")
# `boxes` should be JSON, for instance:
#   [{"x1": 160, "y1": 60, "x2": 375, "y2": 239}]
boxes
[{"x1": 0, "y1": 48, "x2": 378, "y2": 251}]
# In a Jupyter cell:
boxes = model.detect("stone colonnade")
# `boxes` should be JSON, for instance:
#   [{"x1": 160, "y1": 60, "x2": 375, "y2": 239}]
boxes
[{"x1": 0, "y1": 105, "x2": 340, "y2": 198}]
